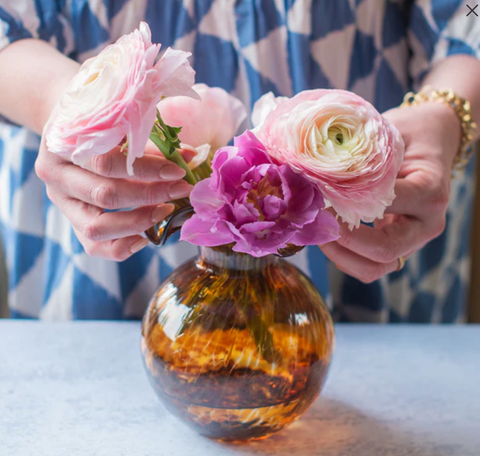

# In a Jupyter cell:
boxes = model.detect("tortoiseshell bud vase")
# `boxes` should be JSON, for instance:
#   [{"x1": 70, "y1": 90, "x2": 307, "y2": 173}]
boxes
[{"x1": 141, "y1": 244, "x2": 334, "y2": 441}]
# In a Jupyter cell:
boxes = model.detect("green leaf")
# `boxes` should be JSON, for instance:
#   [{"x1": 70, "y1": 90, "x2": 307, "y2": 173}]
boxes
[
  {"x1": 149, "y1": 110, "x2": 198, "y2": 186},
  {"x1": 153, "y1": 110, "x2": 182, "y2": 156}
]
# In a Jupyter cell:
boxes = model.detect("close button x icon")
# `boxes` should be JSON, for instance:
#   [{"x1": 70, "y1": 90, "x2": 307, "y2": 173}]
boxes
[{"x1": 467, "y1": 4, "x2": 478, "y2": 16}]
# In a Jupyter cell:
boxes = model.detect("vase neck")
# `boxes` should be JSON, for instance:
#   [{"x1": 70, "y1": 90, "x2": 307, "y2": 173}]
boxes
[{"x1": 199, "y1": 246, "x2": 277, "y2": 271}]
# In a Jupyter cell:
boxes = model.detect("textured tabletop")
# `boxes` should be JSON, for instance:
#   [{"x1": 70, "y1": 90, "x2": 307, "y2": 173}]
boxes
[{"x1": 0, "y1": 322, "x2": 479, "y2": 456}]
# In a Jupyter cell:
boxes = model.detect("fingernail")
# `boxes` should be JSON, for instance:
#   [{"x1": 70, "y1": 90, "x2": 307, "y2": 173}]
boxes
[
  {"x1": 160, "y1": 165, "x2": 186, "y2": 180},
  {"x1": 169, "y1": 182, "x2": 193, "y2": 200},
  {"x1": 130, "y1": 238, "x2": 150, "y2": 254},
  {"x1": 152, "y1": 203, "x2": 175, "y2": 223}
]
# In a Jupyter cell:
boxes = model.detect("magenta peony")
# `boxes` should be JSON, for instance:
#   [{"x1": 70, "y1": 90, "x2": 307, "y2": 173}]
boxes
[
  {"x1": 45, "y1": 22, "x2": 197, "y2": 175},
  {"x1": 180, "y1": 131, "x2": 340, "y2": 257},
  {"x1": 253, "y1": 90, "x2": 404, "y2": 228}
]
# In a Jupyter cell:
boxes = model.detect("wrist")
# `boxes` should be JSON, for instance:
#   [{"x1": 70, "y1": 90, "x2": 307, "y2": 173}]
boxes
[
  {"x1": 401, "y1": 87, "x2": 476, "y2": 174},
  {"x1": 41, "y1": 61, "x2": 80, "y2": 132},
  {"x1": 0, "y1": 39, "x2": 80, "y2": 135},
  {"x1": 428, "y1": 102, "x2": 462, "y2": 163}
]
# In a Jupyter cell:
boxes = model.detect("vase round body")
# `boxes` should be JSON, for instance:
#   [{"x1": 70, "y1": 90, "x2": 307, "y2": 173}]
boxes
[{"x1": 141, "y1": 246, "x2": 334, "y2": 441}]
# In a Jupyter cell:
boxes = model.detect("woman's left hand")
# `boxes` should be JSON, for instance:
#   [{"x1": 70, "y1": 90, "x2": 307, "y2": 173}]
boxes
[{"x1": 320, "y1": 102, "x2": 461, "y2": 283}]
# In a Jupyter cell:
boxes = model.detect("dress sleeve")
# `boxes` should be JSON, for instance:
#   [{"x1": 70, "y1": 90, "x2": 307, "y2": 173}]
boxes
[
  {"x1": 408, "y1": 0, "x2": 480, "y2": 89},
  {"x1": 0, "y1": 1, "x2": 74, "y2": 55},
  {"x1": 0, "y1": 2, "x2": 75, "y2": 125}
]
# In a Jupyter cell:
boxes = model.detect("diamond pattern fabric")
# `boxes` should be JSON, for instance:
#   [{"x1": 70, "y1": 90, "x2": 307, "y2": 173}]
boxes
[{"x1": 0, "y1": 0, "x2": 478, "y2": 322}]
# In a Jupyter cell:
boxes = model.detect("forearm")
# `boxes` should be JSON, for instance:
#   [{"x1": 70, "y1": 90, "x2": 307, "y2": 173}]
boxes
[
  {"x1": 0, "y1": 39, "x2": 79, "y2": 135},
  {"x1": 423, "y1": 54, "x2": 480, "y2": 141}
]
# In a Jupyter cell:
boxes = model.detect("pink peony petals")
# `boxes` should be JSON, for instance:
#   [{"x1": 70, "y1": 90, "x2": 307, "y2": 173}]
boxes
[
  {"x1": 181, "y1": 216, "x2": 233, "y2": 246},
  {"x1": 158, "y1": 83, "x2": 247, "y2": 152},
  {"x1": 180, "y1": 131, "x2": 340, "y2": 257}
]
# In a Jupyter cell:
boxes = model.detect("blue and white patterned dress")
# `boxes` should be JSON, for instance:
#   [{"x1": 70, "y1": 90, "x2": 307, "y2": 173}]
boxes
[{"x1": 0, "y1": 0, "x2": 479, "y2": 322}]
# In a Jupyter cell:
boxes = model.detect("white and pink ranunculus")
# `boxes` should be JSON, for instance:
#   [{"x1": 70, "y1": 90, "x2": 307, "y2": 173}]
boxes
[
  {"x1": 158, "y1": 83, "x2": 247, "y2": 169},
  {"x1": 251, "y1": 91, "x2": 288, "y2": 131},
  {"x1": 253, "y1": 90, "x2": 405, "y2": 228},
  {"x1": 45, "y1": 22, "x2": 197, "y2": 175}
]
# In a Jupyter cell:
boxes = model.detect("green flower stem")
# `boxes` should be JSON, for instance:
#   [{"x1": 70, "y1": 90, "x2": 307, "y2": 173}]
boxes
[
  {"x1": 149, "y1": 133, "x2": 197, "y2": 186},
  {"x1": 193, "y1": 161, "x2": 213, "y2": 181},
  {"x1": 168, "y1": 148, "x2": 198, "y2": 186}
]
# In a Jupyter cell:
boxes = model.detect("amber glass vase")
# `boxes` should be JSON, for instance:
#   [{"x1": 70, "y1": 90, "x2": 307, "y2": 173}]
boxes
[{"x1": 141, "y1": 245, "x2": 334, "y2": 441}]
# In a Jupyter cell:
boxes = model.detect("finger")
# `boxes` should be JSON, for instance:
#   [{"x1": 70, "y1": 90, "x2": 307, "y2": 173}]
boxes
[
  {"x1": 373, "y1": 213, "x2": 400, "y2": 230},
  {"x1": 84, "y1": 147, "x2": 186, "y2": 182},
  {"x1": 74, "y1": 228, "x2": 150, "y2": 262},
  {"x1": 336, "y1": 216, "x2": 424, "y2": 264},
  {"x1": 53, "y1": 195, "x2": 175, "y2": 242},
  {"x1": 384, "y1": 178, "x2": 422, "y2": 216},
  {"x1": 49, "y1": 164, "x2": 192, "y2": 209},
  {"x1": 385, "y1": 174, "x2": 450, "y2": 218},
  {"x1": 320, "y1": 242, "x2": 399, "y2": 284}
]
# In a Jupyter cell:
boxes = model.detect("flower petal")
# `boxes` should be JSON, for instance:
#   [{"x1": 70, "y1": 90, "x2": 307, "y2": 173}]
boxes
[
  {"x1": 180, "y1": 216, "x2": 233, "y2": 246},
  {"x1": 251, "y1": 92, "x2": 289, "y2": 129},
  {"x1": 290, "y1": 209, "x2": 340, "y2": 246},
  {"x1": 158, "y1": 83, "x2": 247, "y2": 149},
  {"x1": 256, "y1": 89, "x2": 405, "y2": 227},
  {"x1": 185, "y1": 143, "x2": 211, "y2": 169},
  {"x1": 45, "y1": 22, "x2": 197, "y2": 175}
]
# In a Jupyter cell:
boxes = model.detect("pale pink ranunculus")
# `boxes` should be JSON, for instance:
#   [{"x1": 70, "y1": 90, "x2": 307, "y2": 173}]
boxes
[
  {"x1": 157, "y1": 83, "x2": 247, "y2": 168},
  {"x1": 45, "y1": 22, "x2": 197, "y2": 175},
  {"x1": 254, "y1": 90, "x2": 405, "y2": 228},
  {"x1": 251, "y1": 91, "x2": 288, "y2": 130}
]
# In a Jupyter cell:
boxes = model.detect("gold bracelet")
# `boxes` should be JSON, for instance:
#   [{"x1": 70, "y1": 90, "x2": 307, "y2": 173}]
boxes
[{"x1": 401, "y1": 86, "x2": 477, "y2": 178}]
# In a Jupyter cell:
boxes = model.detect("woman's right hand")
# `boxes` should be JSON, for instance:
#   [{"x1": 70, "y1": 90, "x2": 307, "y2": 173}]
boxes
[{"x1": 35, "y1": 136, "x2": 192, "y2": 261}]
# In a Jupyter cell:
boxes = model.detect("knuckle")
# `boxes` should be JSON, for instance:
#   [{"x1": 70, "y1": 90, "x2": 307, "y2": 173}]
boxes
[
  {"x1": 91, "y1": 154, "x2": 114, "y2": 177},
  {"x1": 358, "y1": 274, "x2": 374, "y2": 284},
  {"x1": 337, "y1": 228, "x2": 352, "y2": 248},
  {"x1": 371, "y1": 233, "x2": 399, "y2": 263},
  {"x1": 430, "y1": 186, "x2": 450, "y2": 212},
  {"x1": 142, "y1": 184, "x2": 161, "y2": 205},
  {"x1": 335, "y1": 263, "x2": 383, "y2": 284},
  {"x1": 35, "y1": 158, "x2": 49, "y2": 181},
  {"x1": 45, "y1": 186, "x2": 56, "y2": 202},
  {"x1": 424, "y1": 177, "x2": 450, "y2": 213},
  {"x1": 116, "y1": 252, "x2": 131, "y2": 262},
  {"x1": 132, "y1": 163, "x2": 147, "y2": 181},
  {"x1": 359, "y1": 266, "x2": 384, "y2": 284},
  {"x1": 378, "y1": 243, "x2": 399, "y2": 264},
  {"x1": 80, "y1": 220, "x2": 102, "y2": 242},
  {"x1": 437, "y1": 218, "x2": 447, "y2": 235},
  {"x1": 333, "y1": 262, "x2": 348, "y2": 275},
  {"x1": 431, "y1": 218, "x2": 447, "y2": 239},
  {"x1": 111, "y1": 246, "x2": 131, "y2": 262},
  {"x1": 83, "y1": 243, "x2": 98, "y2": 258},
  {"x1": 90, "y1": 184, "x2": 116, "y2": 209}
]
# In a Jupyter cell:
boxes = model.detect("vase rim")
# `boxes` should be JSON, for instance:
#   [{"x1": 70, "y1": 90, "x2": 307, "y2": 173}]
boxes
[{"x1": 198, "y1": 245, "x2": 278, "y2": 270}]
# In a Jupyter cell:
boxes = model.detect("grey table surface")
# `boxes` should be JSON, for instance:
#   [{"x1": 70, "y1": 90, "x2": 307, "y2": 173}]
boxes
[{"x1": 0, "y1": 322, "x2": 479, "y2": 456}]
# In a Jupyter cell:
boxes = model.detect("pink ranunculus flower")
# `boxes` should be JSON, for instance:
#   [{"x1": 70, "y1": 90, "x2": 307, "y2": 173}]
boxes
[
  {"x1": 180, "y1": 131, "x2": 340, "y2": 257},
  {"x1": 45, "y1": 22, "x2": 198, "y2": 175},
  {"x1": 254, "y1": 90, "x2": 405, "y2": 228},
  {"x1": 158, "y1": 83, "x2": 247, "y2": 168},
  {"x1": 251, "y1": 91, "x2": 288, "y2": 131}
]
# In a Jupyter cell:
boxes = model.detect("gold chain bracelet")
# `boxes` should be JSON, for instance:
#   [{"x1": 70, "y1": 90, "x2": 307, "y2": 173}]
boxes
[{"x1": 401, "y1": 86, "x2": 477, "y2": 178}]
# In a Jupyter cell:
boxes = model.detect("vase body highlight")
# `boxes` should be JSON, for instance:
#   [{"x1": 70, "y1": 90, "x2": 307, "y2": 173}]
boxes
[{"x1": 141, "y1": 246, "x2": 334, "y2": 441}]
